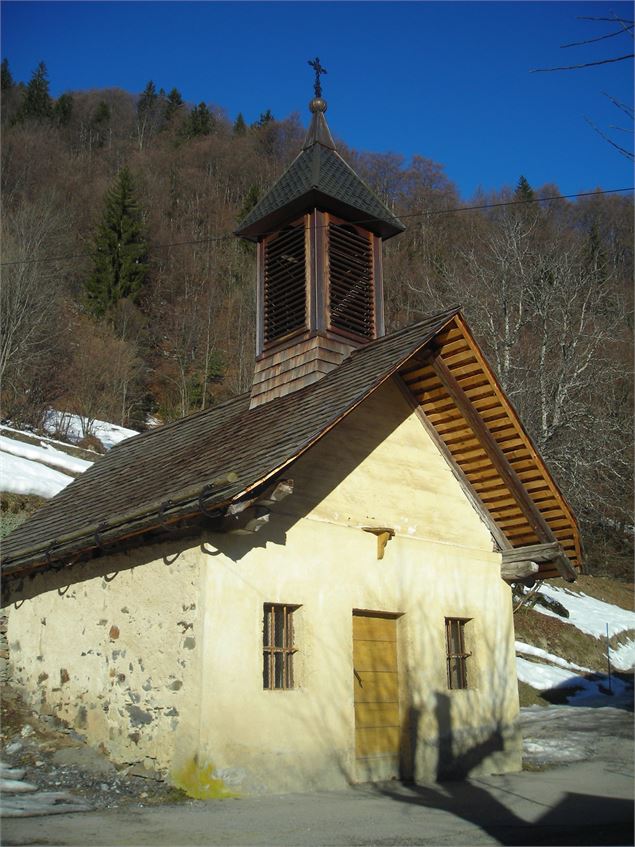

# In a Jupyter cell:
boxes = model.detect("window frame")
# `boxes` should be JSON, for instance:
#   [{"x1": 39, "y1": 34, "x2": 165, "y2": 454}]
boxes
[
  {"x1": 445, "y1": 617, "x2": 472, "y2": 690},
  {"x1": 263, "y1": 603, "x2": 299, "y2": 691}
]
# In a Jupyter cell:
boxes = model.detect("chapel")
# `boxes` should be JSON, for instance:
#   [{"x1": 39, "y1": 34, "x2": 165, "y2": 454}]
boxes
[{"x1": 1, "y1": 62, "x2": 580, "y2": 795}]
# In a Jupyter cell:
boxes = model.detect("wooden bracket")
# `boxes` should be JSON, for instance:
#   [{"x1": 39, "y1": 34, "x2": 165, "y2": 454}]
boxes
[{"x1": 362, "y1": 526, "x2": 395, "y2": 560}]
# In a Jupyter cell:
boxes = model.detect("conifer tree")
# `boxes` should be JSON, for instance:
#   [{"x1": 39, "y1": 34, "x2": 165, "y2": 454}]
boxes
[
  {"x1": 137, "y1": 80, "x2": 157, "y2": 116},
  {"x1": 182, "y1": 102, "x2": 214, "y2": 138},
  {"x1": 233, "y1": 112, "x2": 247, "y2": 135},
  {"x1": 1, "y1": 58, "x2": 14, "y2": 90},
  {"x1": 18, "y1": 61, "x2": 52, "y2": 121},
  {"x1": 53, "y1": 93, "x2": 73, "y2": 126},
  {"x1": 93, "y1": 100, "x2": 111, "y2": 125},
  {"x1": 253, "y1": 109, "x2": 274, "y2": 128},
  {"x1": 164, "y1": 87, "x2": 184, "y2": 123},
  {"x1": 514, "y1": 175, "x2": 535, "y2": 203},
  {"x1": 85, "y1": 167, "x2": 148, "y2": 319}
]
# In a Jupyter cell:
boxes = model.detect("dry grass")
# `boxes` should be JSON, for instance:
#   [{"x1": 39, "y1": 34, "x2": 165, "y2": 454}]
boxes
[{"x1": 0, "y1": 493, "x2": 47, "y2": 539}]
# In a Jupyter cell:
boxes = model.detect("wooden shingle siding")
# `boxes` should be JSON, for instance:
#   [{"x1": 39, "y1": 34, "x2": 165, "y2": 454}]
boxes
[
  {"x1": 399, "y1": 315, "x2": 581, "y2": 571},
  {"x1": 250, "y1": 334, "x2": 356, "y2": 407}
]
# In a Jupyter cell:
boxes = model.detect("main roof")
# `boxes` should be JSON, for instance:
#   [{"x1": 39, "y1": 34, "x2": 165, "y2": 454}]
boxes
[
  {"x1": 1, "y1": 306, "x2": 581, "y2": 589},
  {"x1": 1, "y1": 309, "x2": 457, "y2": 577},
  {"x1": 235, "y1": 101, "x2": 405, "y2": 242}
]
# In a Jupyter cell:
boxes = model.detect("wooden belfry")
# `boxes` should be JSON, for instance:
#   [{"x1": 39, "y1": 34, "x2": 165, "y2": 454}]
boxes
[{"x1": 236, "y1": 60, "x2": 405, "y2": 408}]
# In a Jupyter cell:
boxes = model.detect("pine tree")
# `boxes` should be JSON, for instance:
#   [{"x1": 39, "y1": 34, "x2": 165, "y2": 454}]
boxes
[
  {"x1": 238, "y1": 184, "x2": 260, "y2": 221},
  {"x1": 233, "y1": 112, "x2": 247, "y2": 136},
  {"x1": 164, "y1": 88, "x2": 184, "y2": 123},
  {"x1": 85, "y1": 167, "x2": 149, "y2": 319},
  {"x1": 253, "y1": 109, "x2": 274, "y2": 128},
  {"x1": 93, "y1": 100, "x2": 111, "y2": 126},
  {"x1": 18, "y1": 61, "x2": 52, "y2": 121},
  {"x1": 514, "y1": 175, "x2": 535, "y2": 203},
  {"x1": 137, "y1": 80, "x2": 157, "y2": 117},
  {"x1": 53, "y1": 93, "x2": 73, "y2": 126},
  {"x1": 182, "y1": 102, "x2": 214, "y2": 138},
  {"x1": 1, "y1": 58, "x2": 14, "y2": 90}
]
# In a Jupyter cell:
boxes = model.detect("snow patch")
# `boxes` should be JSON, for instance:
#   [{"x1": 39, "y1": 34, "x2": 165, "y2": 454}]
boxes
[
  {"x1": 609, "y1": 638, "x2": 635, "y2": 672},
  {"x1": 522, "y1": 738, "x2": 590, "y2": 763},
  {"x1": 43, "y1": 411, "x2": 138, "y2": 450},
  {"x1": 0, "y1": 435, "x2": 93, "y2": 474},
  {"x1": 515, "y1": 641, "x2": 591, "y2": 673},
  {"x1": 516, "y1": 655, "x2": 630, "y2": 704},
  {"x1": 534, "y1": 584, "x2": 635, "y2": 638},
  {"x1": 0, "y1": 452, "x2": 74, "y2": 498}
]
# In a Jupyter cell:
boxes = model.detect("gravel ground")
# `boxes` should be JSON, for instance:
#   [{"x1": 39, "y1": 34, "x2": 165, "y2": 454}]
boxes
[{"x1": 1, "y1": 684, "x2": 632, "y2": 816}]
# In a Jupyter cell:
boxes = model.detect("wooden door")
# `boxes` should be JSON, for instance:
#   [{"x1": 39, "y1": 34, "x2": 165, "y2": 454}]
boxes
[{"x1": 352, "y1": 612, "x2": 400, "y2": 771}]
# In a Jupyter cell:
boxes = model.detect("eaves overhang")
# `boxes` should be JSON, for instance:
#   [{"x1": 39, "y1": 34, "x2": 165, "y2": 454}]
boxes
[{"x1": 0, "y1": 309, "x2": 460, "y2": 594}]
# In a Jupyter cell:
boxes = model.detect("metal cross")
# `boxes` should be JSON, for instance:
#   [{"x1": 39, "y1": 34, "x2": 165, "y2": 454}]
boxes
[{"x1": 308, "y1": 57, "x2": 327, "y2": 98}]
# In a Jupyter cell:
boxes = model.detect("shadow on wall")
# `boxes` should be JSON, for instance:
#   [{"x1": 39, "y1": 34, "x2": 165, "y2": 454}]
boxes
[
  {"x1": 4, "y1": 376, "x2": 410, "y2": 605},
  {"x1": 210, "y1": 559, "x2": 523, "y2": 795}
]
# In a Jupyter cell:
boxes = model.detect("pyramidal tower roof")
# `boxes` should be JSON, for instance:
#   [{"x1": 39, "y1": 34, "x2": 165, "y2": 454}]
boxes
[{"x1": 235, "y1": 70, "x2": 405, "y2": 242}]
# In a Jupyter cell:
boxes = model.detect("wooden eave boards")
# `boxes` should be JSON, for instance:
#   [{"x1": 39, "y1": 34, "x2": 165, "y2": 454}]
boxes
[{"x1": 399, "y1": 314, "x2": 581, "y2": 578}]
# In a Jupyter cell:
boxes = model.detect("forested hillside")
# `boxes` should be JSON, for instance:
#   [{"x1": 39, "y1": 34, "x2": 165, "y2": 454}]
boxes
[{"x1": 1, "y1": 61, "x2": 632, "y2": 575}]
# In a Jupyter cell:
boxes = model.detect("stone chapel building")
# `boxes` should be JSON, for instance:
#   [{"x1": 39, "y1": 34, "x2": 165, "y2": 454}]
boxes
[{"x1": 1, "y1": 81, "x2": 581, "y2": 797}]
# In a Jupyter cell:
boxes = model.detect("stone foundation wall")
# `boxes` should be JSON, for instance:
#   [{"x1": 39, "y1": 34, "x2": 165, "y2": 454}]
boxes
[{"x1": 7, "y1": 545, "x2": 203, "y2": 776}]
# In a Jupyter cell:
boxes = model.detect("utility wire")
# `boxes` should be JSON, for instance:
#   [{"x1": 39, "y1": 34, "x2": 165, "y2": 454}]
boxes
[{"x1": 1, "y1": 186, "x2": 633, "y2": 268}]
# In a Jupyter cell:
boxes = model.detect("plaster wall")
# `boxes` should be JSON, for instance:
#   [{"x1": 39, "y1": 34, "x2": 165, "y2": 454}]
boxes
[
  {"x1": 7, "y1": 545, "x2": 203, "y2": 775},
  {"x1": 195, "y1": 379, "x2": 520, "y2": 794},
  {"x1": 6, "y1": 378, "x2": 520, "y2": 795}
]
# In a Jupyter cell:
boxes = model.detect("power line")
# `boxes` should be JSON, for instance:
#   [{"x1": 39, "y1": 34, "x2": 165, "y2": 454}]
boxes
[{"x1": 1, "y1": 186, "x2": 633, "y2": 268}]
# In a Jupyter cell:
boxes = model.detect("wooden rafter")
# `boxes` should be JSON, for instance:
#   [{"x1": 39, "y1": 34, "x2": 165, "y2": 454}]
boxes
[{"x1": 399, "y1": 314, "x2": 581, "y2": 580}]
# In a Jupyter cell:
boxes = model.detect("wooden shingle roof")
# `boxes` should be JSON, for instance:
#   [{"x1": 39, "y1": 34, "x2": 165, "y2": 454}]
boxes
[
  {"x1": 1, "y1": 309, "x2": 457, "y2": 577},
  {"x1": 235, "y1": 110, "x2": 405, "y2": 242},
  {"x1": 1, "y1": 307, "x2": 581, "y2": 587}
]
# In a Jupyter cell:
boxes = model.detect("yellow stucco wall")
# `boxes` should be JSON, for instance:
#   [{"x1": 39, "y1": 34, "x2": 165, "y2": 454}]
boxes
[
  {"x1": 194, "y1": 378, "x2": 520, "y2": 792},
  {"x1": 7, "y1": 377, "x2": 520, "y2": 795}
]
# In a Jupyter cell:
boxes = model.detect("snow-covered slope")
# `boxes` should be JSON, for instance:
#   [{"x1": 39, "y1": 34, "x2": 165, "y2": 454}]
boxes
[
  {"x1": 515, "y1": 581, "x2": 635, "y2": 706},
  {"x1": 0, "y1": 450, "x2": 77, "y2": 499},
  {"x1": 42, "y1": 411, "x2": 138, "y2": 451},
  {"x1": 533, "y1": 584, "x2": 635, "y2": 638},
  {"x1": 0, "y1": 414, "x2": 137, "y2": 501}
]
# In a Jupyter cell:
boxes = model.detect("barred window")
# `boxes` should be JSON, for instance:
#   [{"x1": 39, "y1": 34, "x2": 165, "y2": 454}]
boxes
[
  {"x1": 445, "y1": 618, "x2": 471, "y2": 690},
  {"x1": 263, "y1": 604, "x2": 298, "y2": 690}
]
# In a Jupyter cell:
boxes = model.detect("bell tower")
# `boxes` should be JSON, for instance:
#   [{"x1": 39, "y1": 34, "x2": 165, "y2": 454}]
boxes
[{"x1": 236, "y1": 59, "x2": 405, "y2": 408}]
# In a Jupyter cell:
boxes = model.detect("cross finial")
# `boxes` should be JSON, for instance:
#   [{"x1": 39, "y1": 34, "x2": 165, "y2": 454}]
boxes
[{"x1": 308, "y1": 57, "x2": 327, "y2": 99}]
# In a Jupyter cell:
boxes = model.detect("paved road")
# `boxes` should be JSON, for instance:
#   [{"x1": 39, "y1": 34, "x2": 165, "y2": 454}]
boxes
[{"x1": 3, "y1": 757, "x2": 633, "y2": 846}]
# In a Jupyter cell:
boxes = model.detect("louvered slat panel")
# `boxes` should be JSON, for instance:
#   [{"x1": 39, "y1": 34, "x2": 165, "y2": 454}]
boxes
[
  {"x1": 328, "y1": 223, "x2": 374, "y2": 338},
  {"x1": 264, "y1": 225, "x2": 306, "y2": 344}
]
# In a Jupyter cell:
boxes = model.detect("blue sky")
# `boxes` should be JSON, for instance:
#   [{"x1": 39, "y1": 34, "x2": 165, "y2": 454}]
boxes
[{"x1": 2, "y1": 1, "x2": 633, "y2": 199}]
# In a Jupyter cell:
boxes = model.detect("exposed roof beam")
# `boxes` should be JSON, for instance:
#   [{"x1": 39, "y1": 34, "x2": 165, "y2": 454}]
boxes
[
  {"x1": 430, "y1": 351, "x2": 577, "y2": 581},
  {"x1": 501, "y1": 542, "x2": 561, "y2": 565}
]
